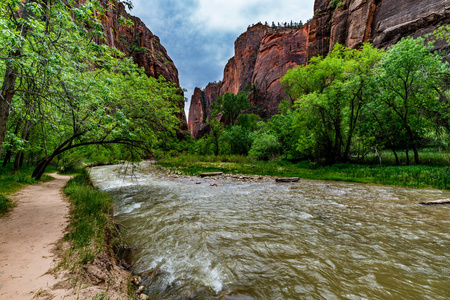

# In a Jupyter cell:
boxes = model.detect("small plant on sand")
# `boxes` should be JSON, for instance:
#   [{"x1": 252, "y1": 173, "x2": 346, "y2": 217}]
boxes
[{"x1": 0, "y1": 194, "x2": 13, "y2": 215}]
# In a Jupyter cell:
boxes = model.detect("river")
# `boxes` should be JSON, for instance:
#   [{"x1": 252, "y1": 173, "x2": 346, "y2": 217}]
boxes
[{"x1": 90, "y1": 162, "x2": 450, "y2": 299}]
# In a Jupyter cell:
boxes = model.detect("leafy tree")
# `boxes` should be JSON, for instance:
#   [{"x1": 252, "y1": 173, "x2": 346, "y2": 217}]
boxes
[
  {"x1": 282, "y1": 44, "x2": 383, "y2": 163},
  {"x1": 0, "y1": 0, "x2": 183, "y2": 178},
  {"x1": 237, "y1": 113, "x2": 260, "y2": 131},
  {"x1": 218, "y1": 125, "x2": 252, "y2": 155},
  {"x1": 266, "y1": 102, "x2": 301, "y2": 160},
  {"x1": 213, "y1": 91, "x2": 250, "y2": 125},
  {"x1": 248, "y1": 132, "x2": 281, "y2": 161},
  {"x1": 371, "y1": 37, "x2": 448, "y2": 164}
]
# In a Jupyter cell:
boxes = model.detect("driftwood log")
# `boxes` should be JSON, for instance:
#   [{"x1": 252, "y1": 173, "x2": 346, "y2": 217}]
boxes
[
  {"x1": 199, "y1": 172, "x2": 223, "y2": 177},
  {"x1": 276, "y1": 177, "x2": 300, "y2": 183},
  {"x1": 420, "y1": 199, "x2": 450, "y2": 205}
]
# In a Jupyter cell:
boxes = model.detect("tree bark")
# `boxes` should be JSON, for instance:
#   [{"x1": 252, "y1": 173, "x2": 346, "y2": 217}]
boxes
[
  {"x1": 0, "y1": 2, "x2": 31, "y2": 155},
  {"x1": 0, "y1": 60, "x2": 19, "y2": 155},
  {"x1": 13, "y1": 121, "x2": 34, "y2": 172},
  {"x1": 2, "y1": 149, "x2": 12, "y2": 167}
]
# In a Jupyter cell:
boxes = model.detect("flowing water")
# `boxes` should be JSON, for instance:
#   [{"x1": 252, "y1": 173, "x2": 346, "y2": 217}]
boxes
[{"x1": 90, "y1": 163, "x2": 450, "y2": 300}]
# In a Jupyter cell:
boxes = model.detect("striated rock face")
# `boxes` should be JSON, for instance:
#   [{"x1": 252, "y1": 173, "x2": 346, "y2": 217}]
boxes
[
  {"x1": 188, "y1": 83, "x2": 221, "y2": 139},
  {"x1": 99, "y1": 0, "x2": 179, "y2": 83},
  {"x1": 253, "y1": 27, "x2": 309, "y2": 114},
  {"x1": 188, "y1": 24, "x2": 309, "y2": 138},
  {"x1": 309, "y1": 0, "x2": 450, "y2": 60},
  {"x1": 188, "y1": 0, "x2": 450, "y2": 138},
  {"x1": 98, "y1": 0, "x2": 187, "y2": 129},
  {"x1": 220, "y1": 24, "x2": 268, "y2": 95}
]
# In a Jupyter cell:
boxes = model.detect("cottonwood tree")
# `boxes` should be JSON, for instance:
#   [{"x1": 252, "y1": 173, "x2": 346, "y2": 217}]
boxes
[
  {"x1": 282, "y1": 44, "x2": 383, "y2": 163},
  {"x1": 372, "y1": 37, "x2": 448, "y2": 164}
]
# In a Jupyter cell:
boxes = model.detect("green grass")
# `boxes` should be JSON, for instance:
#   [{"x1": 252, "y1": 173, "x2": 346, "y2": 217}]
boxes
[
  {"x1": 0, "y1": 164, "x2": 54, "y2": 215},
  {"x1": 159, "y1": 154, "x2": 450, "y2": 190},
  {"x1": 62, "y1": 169, "x2": 138, "y2": 298},
  {"x1": 63, "y1": 170, "x2": 114, "y2": 266}
]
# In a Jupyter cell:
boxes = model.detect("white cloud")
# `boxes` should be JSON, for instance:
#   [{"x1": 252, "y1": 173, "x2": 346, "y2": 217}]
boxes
[{"x1": 191, "y1": 0, "x2": 314, "y2": 32}]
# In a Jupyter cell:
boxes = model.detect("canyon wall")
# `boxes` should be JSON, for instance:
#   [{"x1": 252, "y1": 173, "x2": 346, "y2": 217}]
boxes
[
  {"x1": 189, "y1": 0, "x2": 450, "y2": 138},
  {"x1": 189, "y1": 24, "x2": 309, "y2": 138},
  {"x1": 99, "y1": 0, "x2": 187, "y2": 129},
  {"x1": 309, "y1": 0, "x2": 450, "y2": 59}
]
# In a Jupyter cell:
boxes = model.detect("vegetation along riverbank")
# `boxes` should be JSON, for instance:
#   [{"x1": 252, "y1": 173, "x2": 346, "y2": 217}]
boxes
[{"x1": 159, "y1": 153, "x2": 450, "y2": 190}]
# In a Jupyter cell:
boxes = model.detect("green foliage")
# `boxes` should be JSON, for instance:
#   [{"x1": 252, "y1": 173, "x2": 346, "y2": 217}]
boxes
[
  {"x1": 237, "y1": 113, "x2": 260, "y2": 131},
  {"x1": 0, "y1": 0, "x2": 184, "y2": 178},
  {"x1": 0, "y1": 194, "x2": 13, "y2": 215},
  {"x1": 248, "y1": 132, "x2": 281, "y2": 161},
  {"x1": 213, "y1": 91, "x2": 250, "y2": 125},
  {"x1": 218, "y1": 125, "x2": 252, "y2": 155},
  {"x1": 266, "y1": 107, "x2": 301, "y2": 160},
  {"x1": 330, "y1": 0, "x2": 343, "y2": 10},
  {"x1": 369, "y1": 37, "x2": 448, "y2": 164},
  {"x1": 282, "y1": 43, "x2": 384, "y2": 163}
]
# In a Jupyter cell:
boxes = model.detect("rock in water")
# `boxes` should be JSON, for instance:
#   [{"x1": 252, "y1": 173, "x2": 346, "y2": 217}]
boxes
[
  {"x1": 199, "y1": 172, "x2": 223, "y2": 177},
  {"x1": 420, "y1": 199, "x2": 450, "y2": 205},
  {"x1": 276, "y1": 177, "x2": 300, "y2": 183}
]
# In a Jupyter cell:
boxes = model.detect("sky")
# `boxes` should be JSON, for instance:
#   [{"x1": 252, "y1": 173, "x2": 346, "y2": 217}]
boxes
[{"x1": 126, "y1": 0, "x2": 315, "y2": 116}]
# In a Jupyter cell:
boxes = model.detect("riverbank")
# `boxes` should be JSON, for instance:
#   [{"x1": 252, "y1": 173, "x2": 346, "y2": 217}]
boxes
[
  {"x1": 56, "y1": 170, "x2": 136, "y2": 299},
  {"x1": 159, "y1": 155, "x2": 450, "y2": 190},
  {"x1": 0, "y1": 168, "x2": 143, "y2": 299}
]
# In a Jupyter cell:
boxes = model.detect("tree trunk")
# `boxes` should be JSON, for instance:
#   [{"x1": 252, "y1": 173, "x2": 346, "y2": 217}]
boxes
[
  {"x1": 405, "y1": 124, "x2": 420, "y2": 164},
  {"x1": 2, "y1": 149, "x2": 12, "y2": 167},
  {"x1": 0, "y1": 62, "x2": 18, "y2": 155},
  {"x1": 13, "y1": 151, "x2": 23, "y2": 173},
  {"x1": 0, "y1": 2, "x2": 31, "y2": 155},
  {"x1": 405, "y1": 148, "x2": 410, "y2": 166},
  {"x1": 13, "y1": 120, "x2": 34, "y2": 172},
  {"x1": 33, "y1": 156, "x2": 55, "y2": 180},
  {"x1": 2, "y1": 119, "x2": 21, "y2": 167},
  {"x1": 390, "y1": 147, "x2": 400, "y2": 166}
]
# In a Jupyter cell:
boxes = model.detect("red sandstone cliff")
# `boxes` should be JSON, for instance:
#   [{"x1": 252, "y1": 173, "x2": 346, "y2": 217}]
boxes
[
  {"x1": 98, "y1": 0, "x2": 187, "y2": 129},
  {"x1": 188, "y1": 0, "x2": 450, "y2": 138},
  {"x1": 308, "y1": 0, "x2": 450, "y2": 59},
  {"x1": 188, "y1": 24, "x2": 309, "y2": 138}
]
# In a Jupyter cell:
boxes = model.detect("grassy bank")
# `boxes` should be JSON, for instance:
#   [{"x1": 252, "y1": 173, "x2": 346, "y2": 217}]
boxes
[
  {"x1": 62, "y1": 169, "x2": 137, "y2": 298},
  {"x1": 62, "y1": 170, "x2": 131, "y2": 269},
  {"x1": 159, "y1": 155, "x2": 450, "y2": 190},
  {"x1": 63, "y1": 170, "x2": 115, "y2": 265},
  {"x1": 0, "y1": 165, "x2": 53, "y2": 215}
]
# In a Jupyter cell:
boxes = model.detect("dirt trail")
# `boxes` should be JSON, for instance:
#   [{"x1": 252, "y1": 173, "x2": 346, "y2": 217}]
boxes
[{"x1": 0, "y1": 173, "x2": 71, "y2": 299}]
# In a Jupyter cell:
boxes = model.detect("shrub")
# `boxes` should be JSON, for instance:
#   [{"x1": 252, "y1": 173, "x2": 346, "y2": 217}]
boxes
[
  {"x1": 248, "y1": 132, "x2": 281, "y2": 160},
  {"x1": 219, "y1": 125, "x2": 252, "y2": 155}
]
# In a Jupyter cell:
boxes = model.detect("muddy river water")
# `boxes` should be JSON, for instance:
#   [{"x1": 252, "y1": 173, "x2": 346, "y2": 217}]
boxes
[{"x1": 90, "y1": 163, "x2": 450, "y2": 299}]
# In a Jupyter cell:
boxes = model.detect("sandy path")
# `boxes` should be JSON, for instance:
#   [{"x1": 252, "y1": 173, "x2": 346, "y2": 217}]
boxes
[{"x1": 0, "y1": 173, "x2": 71, "y2": 299}]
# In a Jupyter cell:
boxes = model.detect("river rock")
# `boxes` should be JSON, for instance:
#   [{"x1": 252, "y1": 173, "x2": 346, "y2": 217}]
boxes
[
  {"x1": 132, "y1": 275, "x2": 141, "y2": 286},
  {"x1": 420, "y1": 199, "x2": 450, "y2": 205},
  {"x1": 200, "y1": 172, "x2": 224, "y2": 177},
  {"x1": 276, "y1": 177, "x2": 300, "y2": 183}
]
